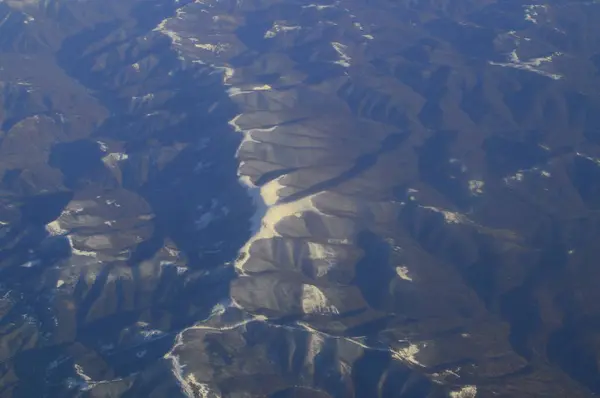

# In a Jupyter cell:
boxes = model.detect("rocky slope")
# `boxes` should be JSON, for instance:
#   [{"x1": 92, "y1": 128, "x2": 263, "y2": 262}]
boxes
[{"x1": 0, "y1": 0, "x2": 599, "y2": 397}]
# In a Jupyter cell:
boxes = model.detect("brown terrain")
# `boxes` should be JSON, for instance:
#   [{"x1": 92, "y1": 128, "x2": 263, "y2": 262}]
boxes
[{"x1": 0, "y1": 0, "x2": 600, "y2": 397}]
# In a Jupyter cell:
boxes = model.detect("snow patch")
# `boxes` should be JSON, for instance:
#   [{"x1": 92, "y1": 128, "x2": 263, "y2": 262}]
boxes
[
  {"x1": 523, "y1": 4, "x2": 547, "y2": 24},
  {"x1": 395, "y1": 266, "x2": 412, "y2": 281},
  {"x1": 576, "y1": 152, "x2": 600, "y2": 166},
  {"x1": 490, "y1": 50, "x2": 562, "y2": 80},
  {"x1": 302, "y1": 3, "x2": 336, "y2": 10},
  {"x1": 307, "y1": 242, "x2": 338, "y2": 277},
  {"x1": 450, "y1": 385, "x2": 477, "y2": 398},
  {"x1": 264, "y1": 22, "x2": 301, "y2": 38},
  {"x1": 227, "y1": 84, "x2": 272, "y2": 97},
  {"x1": 46, "y1": 220, "x2": 68, "y2": 236},
  {"x1": 132, "y1": 93, "x2": 155, "y2": 102},
  {"x1": 504, "y1": 171, "x2": 525, "y2": 184},
  {"x1": 420, "y1": 206, "x2": 468, "y2": 224},
  {"x1": 186, "y1": 374, "x2": 220, "y2": 398},
  {"x1": 153, "y1": 17, "x2": 183, "y2": 45},
  {"x1": 67, "y1": 236, "x2": 98, "y2": 258},
  {"x1": 306, "y1": 332, "x2": 325, "y2": 362},
  {"x1": 20, "y1": 260, "x2": 40, "y2": 268},
  {"x1": 235, "y1": 190, "x2": 329, "y2": 272},
  {"x1": 468, "y1": 180, "x2": 484, "y2": 195},
  {"x1": 102, "y1": 152, "x2": 129, "y2": 168},
  {"x1": 194, "y1": 42, "x2": 230, "y2": 54},
  {"x1": 301, "y1": 284, "x2": 339, "y2": 314},
  {"x1": 331, "y1": 41, "x2": 351, "y2": 67},
  {"x1": 96, "y1": 141, "x2": 108, "y2": 152},
  {"x1": 391, "y1": 342, "x2": 426, "y2": 367}
]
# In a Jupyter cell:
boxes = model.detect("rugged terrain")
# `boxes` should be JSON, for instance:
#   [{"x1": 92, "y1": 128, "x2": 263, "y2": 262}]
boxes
[{"x1": 0, "y1": 0, "x2": 600, "y2": 397}]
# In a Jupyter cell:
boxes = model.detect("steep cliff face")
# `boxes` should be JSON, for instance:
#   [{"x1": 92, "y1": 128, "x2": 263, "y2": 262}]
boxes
[{"x1": 0, "y1": 0, "x2": 599, "y2": 397}]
